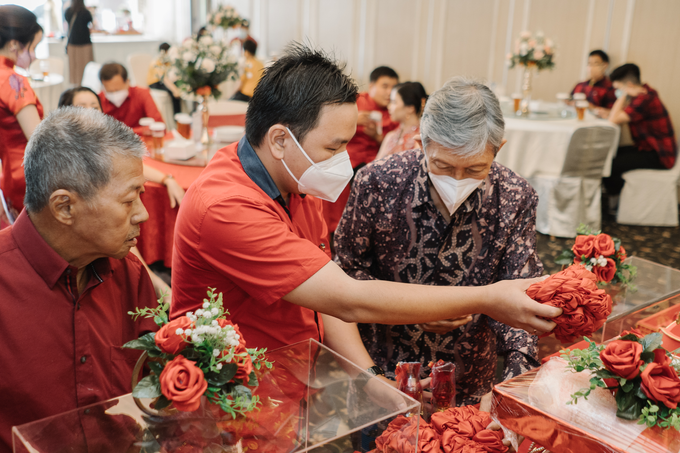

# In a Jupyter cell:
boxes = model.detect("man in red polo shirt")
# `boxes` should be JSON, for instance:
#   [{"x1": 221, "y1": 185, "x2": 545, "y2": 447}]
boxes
[
  {"x1": 171, "y1": 44, "x2": 561, "y2": 380},
  {"x1": 98, "y1": 62, "x2": 163, "y2": 131},
  {"x1": 605, "y1": 63, "x2": 677, "y2": 206},
  {"x1": 0, "y1": 107, "x2": 157, "y2": 453},
  {"x1": 321, "y1": 66, "x2": 399, "y2": 235},
  {"x1": 571, "y1": 49, "x2": 617, "y2": 116}
]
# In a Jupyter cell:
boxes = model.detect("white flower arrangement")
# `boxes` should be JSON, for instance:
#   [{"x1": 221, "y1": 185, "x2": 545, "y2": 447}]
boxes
[
  {"x1": 168, "y1": 36, "x2": 238, "y2": 101},
  {"x1": 208, "y1": 4, "x2": 243, "y2": 30},
  {"x1": 507, "y1": 30, "x2": 555, "y2": 71}
]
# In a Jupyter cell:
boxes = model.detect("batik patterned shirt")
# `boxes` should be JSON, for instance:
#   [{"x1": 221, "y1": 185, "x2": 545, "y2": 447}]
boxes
[{"x1": 334, "y1": 150, "x2": 543, "y2": 406}]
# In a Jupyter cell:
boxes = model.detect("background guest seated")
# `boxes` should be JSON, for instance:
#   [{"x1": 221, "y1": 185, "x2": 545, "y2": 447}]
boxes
[
  {"x1": 605, "y1": 63, "x2": 677, "y2": 212},
  {"x1": 147, "y1": 42, "x2": 182, "y2": 114},
  {"x1": 0, "y1": 107, "x2": 158, "y2": 453},
  {"x1": 335, "y1": 76, "x2": 544, "y2": 408},
  {"x1": 571, "y1": 49, "x2": 616, "y2": 117},
  {"x1": 98, "y1": 62, "x2": 163, "y2": 131},
  {"x1": 230, "y1": 39, "x2": 264, "y2": 103},
  {"x1": 58, "y1": 86, "x2": 184, "y2": 302},
  {"x1": 375, "y1": 81, "x2": 428, "y2": 161}
]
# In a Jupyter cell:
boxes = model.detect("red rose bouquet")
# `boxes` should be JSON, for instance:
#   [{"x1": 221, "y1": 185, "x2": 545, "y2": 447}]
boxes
[
  {"x1": 374, "y1": 407, "x2": 508, "y2": 453},
  {"x1": 526, "y1": 264, "x2": 613, "y2": 343},
  {"x1": 555, "y1": 225, "x2": 636, "y2": 285},
  {"x1": 561, "y1": 332, "x2": 680, "y2": 430},
  {"x1": 124, "y1": 288, "x2": 271, "y2": 416}
]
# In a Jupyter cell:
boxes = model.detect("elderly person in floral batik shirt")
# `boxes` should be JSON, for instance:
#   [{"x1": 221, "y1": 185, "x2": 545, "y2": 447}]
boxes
[{"x1": 334, "y1": 76, "x2": 543, "y2": 408}]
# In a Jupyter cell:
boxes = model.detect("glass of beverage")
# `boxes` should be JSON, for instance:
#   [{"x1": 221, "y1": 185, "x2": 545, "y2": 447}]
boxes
[
  {"x1": 396, "y1": 362, "x2": 424, "y2": 417},
  {"x1": 174, "y1": 113, "x2": 192, "y2": 139},
  {"x1": 369, "y1": 110, "x2": 383, "y2": 135},
  {"x1": 573, "y1": 92, "x2": 587, "y2": 102},
  {"x1": 430, "y1": 360, "x2": 456, "y2": 412},
  {"x1": 149, "y1": 122, "x2": 166, "y2": 159},
  {"x1": 39, "y1": 60, "x2": 49, "y2": 78},
  {"x1": 556, "y1": 92, "x2": 570, "y2": 118},
  {"x1": 511, "y1": 93, "x2": 522, "y2": 114},
  {"x1": 575, "y1": 100, "x2": 589, "y2": 121},
  {"x1": 139, "y1": 117, "x2": 155, "y2": 136}
]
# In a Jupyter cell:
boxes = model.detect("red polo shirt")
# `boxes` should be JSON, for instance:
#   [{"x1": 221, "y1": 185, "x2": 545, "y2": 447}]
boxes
[
  {"x1": 0, "y1": 210, "x2": 157, "y2": 453},
  {"x1": 0, "y1": 56, "x2": 44, "y2": 214},
  {"x1": 171, "y1": 138, "x2": 332, "y2": 351},
  {"x1": 99, "y1": 86, "x2": 163, "y2": 129}
]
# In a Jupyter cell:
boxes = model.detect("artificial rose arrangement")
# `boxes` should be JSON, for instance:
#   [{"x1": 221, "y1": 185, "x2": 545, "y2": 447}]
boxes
[
  {"x1": 124, "y1": 288, "x2": 271, "y2": 416},
  {"x1": 374, "y1": 406, "x2": 507, "y2": 453},
  {"x1": 555, "y1": 224, "x2": 636, "y2": 285},
  {"x1": 526, "y1": 264, "x2": 613, "y2": 343},
  {"x1": 506, "y1": 31, "x2": 555, "y2": 71},
  {"x1": 165, "y1": 36, "x2": 238, "y2": 101},
  {"x1": 207, "y1": 4, "x2": 242, "y2": 30},
  {"x1": 562, "y1": 331, "x2": 680, "y2": 430}
]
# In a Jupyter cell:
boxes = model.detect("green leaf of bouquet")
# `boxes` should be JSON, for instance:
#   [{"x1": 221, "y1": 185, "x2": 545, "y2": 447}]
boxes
[
  {"x1": 233, "y1": 385, "x2": 252, "y2": 401},
  {"x1": 248, "y1": 371, "x2": 258, "y2": 387},
  {"x1": 619, "y1": 334, "x2": 641, "y2": 342},
  {"x1": 555, "y1": 250, "x2": 575, "y2": 265},
  {"x1": 123, "y1": 332, "x2": 157, "y2": 351},
  {"x1": 640, "y1": 351, "x2": 656, "y2": 363},
  {"x1": 641, "y1": 333, "x2": 663, "y2": 353},
  {"x1": 594, "y1": 369, "x2": 618, "y2": 380},
  {"x1": 207, "y1": 363, "x2": 238, "y2": 386},
  {"x1": 132, "y1": 375, "x2": 162, "y2": 399},
  {"x1": 622, "y1": 381, "x2": 635, "y2": 393},
  {"x1": 153, "y1": 395, "x2": 171, "y2": 411},
  {"x1": 148, "y1": 361, "x2": 163, "y2": 376},
  {"x1": 616, "y1": 390, "x2": 646, "y2": 420}
]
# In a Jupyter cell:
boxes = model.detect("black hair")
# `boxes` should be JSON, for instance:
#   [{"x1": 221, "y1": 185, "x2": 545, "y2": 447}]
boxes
[
  {"x1": 99, "y1": 62, "x2": 128, "y2": 82},
  {"x1": 369, "y1": 66, "x2": 398, "y2": 83},
  {"x1": 159, "y1": 42, "x2": 171, "y2": 52},
  {"x1": 70, "y1": 0, "x2": 87, "y2": 13},
  {"x1": 58, "y1": 86, "x2": 103, "y2": 109},
  {"x1": 610, "y1": 63, "x2": 641, "y2": 85},
  {"x1": 197, "y1": 26, "x2": 208, "y2": 37},
  {"x1": 245, "y1": 42, "x2": 358, "y2": 148},
  {"x1": 396, "y1": 81, "x2": 428, "y2": 116},
  {"x1": 589, "y1": 49, "x2": 609, "y2": 64},
  {"x1": 243, "y1": 39, "x2": 257, "y2": 56},
  {"x1": 0, "y1": 5, "x2": 43, "y2": 50},
  {"x1": 241, "y1": 19, "x2": 250, "y2": 28}
]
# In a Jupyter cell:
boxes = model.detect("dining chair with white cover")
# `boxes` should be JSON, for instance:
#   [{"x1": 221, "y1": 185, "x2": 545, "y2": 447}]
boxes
[
  {"x1": 617, "y1": 156, "x2": 680, "y2": 227},
  {"x1": 149, "y1": 88, "x2": 175, "y2": 129},
  {"x1": 126, "y1": 53, "x2": 153, "y2": 88},
  {"x1": 81, "y1": 61, "x2": 102, "y2": 93},
  {"x1": 527, "y1": 126, "x2": 618, "y2": 237}
]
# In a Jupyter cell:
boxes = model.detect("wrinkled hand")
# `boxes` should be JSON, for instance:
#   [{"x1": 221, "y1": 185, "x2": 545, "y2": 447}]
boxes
[
  {"x1": 417, "y1": 315, "x2": 473, "y2": 334},
  {"x1": 484, "y1": 277, "x2": 562, "y2": 335},
  {"x1": 165, "y1": 178, "x2": 185, "y2": 209},
  {"x1": 486, "y1": 421, "x2": 522, "y2": 453}
]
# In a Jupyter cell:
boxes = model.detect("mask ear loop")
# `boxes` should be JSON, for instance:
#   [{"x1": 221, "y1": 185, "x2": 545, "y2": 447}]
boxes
[{"x1": 281, "y1": 127, "x2": 314, "y2": 186}]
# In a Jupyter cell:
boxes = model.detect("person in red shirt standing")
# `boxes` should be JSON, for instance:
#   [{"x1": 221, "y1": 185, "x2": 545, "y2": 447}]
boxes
[
  {"x1": 321, "y1": 66, "x2": 399, "y2": 236},
  {"x1": 0, "y1": 6, "x2": 44, "y2": 222},
  {"x1": 571, "y1": 49, "x2": 617, "y2": 117},
  {"x1": 0, "y1": 107, "x2": 157, "y2": 453},
  {"x1": 605, "y1": 63, "x2": 677, "y2": 208},
  {"x1": 171, "y1": 43, "x2": 561, "y2": 382},
  {"x1": 98, "y1": 62, "x2": 163, "y2": 131}
]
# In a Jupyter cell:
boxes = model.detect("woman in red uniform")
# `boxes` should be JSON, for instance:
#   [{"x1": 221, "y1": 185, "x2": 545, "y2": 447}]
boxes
[{"x1": 0, "y1": 5, "x2": 44, "y2": 223}]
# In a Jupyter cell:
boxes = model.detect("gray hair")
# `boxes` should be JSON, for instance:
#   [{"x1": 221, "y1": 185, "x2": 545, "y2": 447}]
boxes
[
  {"x1": 420, "y1": 76, "x2": 505, "y2": 158},
  {"x1": 24, "y1": 107, "x2": 146, "y2": 213}
]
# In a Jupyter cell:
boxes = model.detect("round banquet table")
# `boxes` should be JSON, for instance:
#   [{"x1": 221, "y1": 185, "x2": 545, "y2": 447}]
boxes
[
  {"x1": 29, "y1": 74, "x2": 65, "y2": 114},
  {"x1": 138, "y1": 156, "x2": 205, "y2": 267},
  {"x1": 496, "y1": 102, "x2": 620, "y2": 178}
]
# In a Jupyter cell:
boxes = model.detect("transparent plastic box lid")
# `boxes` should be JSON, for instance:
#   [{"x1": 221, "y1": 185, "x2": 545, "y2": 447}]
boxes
[{"x1": 12, "y1": 339, "x2": 419, "y2": 452}]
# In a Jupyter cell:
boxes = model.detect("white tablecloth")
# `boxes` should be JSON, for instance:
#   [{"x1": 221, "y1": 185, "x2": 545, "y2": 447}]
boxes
[
  {"x1": 497, "y1": 113, "x2": 620, "y2": 178},
  {"x1": 30, "y1": 74, "x2": 65, "y2": 114}
]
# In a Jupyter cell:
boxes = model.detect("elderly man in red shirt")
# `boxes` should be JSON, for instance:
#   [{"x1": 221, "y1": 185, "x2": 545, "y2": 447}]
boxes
[
  {"x1": 605, "y1": 63, "x2": 677, "y2": 209},
  {"x1": 0, "y1": 107, "x2": 157, "y2": 453},
  {"x1": 171, "y1": 44, "x2": 561, "y2": 391},
  {"x1": 321, "y1": 66, "x2": 399, "y2": 235},
  {"x1": 98, "y1": 62, "x2": 163, "y2": 131}
]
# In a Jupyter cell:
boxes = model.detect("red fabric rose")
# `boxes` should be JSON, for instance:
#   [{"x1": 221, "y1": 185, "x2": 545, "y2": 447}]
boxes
[
  {"x1": 418, "y1": 424, "x2": 442, "y2": 453},
  {"x1": 155, "y1": 316, "x2": 193, "y2": 354},
  {"x1": 593, "y1": 233, "x2": 616, "y2": 257},
  {"x1": 572, "y1": 235, "x2": 595, "y2": 262},
  {"x1": 620, "y1": 328, "x2": 643, "y2": 338},
  {"x1": 594, "y1": 258, "x2": 617, "y2": 283},
  {"x1": 600, "y1": 340, "x2": 644, "y2": 380},
  {"x1": 472, "y1": 429, "x2": 508, "y2": 453},
  {"x1": 618, "y1": 245, "x2": 627, "y2": 262},
  {"x1": 441, "y1": 431, "x2": 485, "y2": 453},
  {"x1": 526, "y1": 265, "x2": 613, "y2": 343},
  {"x1": 431, "y1": 406, "x2": 480, "y2": 435},
  {"x1": 159, "y1": 355, "x2": 208, "y2": 412},
  {"x1": 640, "y1": 350, "x2": 680, "y2": 409}
]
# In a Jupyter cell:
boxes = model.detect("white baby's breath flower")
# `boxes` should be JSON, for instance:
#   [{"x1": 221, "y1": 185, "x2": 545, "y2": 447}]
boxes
[
  {"x1": 203, "y1": 311, "x2": 212, "y2": 318},
  {"x1": 213, "y1": 349, "x2": 220, "y2": 357},
  {"x1": 184, "y1": 329, "x2": 192, "y2": 336},
  {"x1": 589, "y1": 257, "x2": 597, "y2": 264},
  {"x1": 203, "y1": 302, "x2": 210, "y2": 309},
  {"x1": 201, "y1": 58, "x2": 216, "y2": 73},
  {"x1": 216, "y1": 363, "x2": 223, "y2": 370},
  {"x1": 211, "y1": 307, "x2": 219, "y2": 316},
  {"x1": 192, "y1": 334, "x2": 201, "y2": 343},
  {"x1": 175, "y1": 328, "x2": 184, "y2": 335},
  {"x1": 212, "y1": 320, "x2": 219, "y2": 327},
  {"x1": 196, "y1": 309, "x2": 204, "y2": 316}
]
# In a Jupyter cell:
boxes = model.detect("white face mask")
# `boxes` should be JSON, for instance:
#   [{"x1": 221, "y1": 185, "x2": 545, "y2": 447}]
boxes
[
  {"x1": 281, "y1": 127, "x2": 354, "y2": 202},
  {"x1": 105, "y1": 89, "x2": 129, "y2": 108},
  {"x1": 615, "y1": 88, "x2": 625, "y2": 99},
  {"x1": 428, "y1": 172, "x2": 484, "y2": 216}
]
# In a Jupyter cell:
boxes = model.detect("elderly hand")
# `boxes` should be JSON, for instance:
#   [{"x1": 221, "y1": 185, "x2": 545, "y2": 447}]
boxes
[
  {"x1": 417, "y1": 315, "x2": 473, "y2": 334},
  {"x1": 483, "y1": 276, "x2": 562, "y2": 335},
  {"x1": 164, "y1": 177, "x2": 185, "y2": 209}
]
